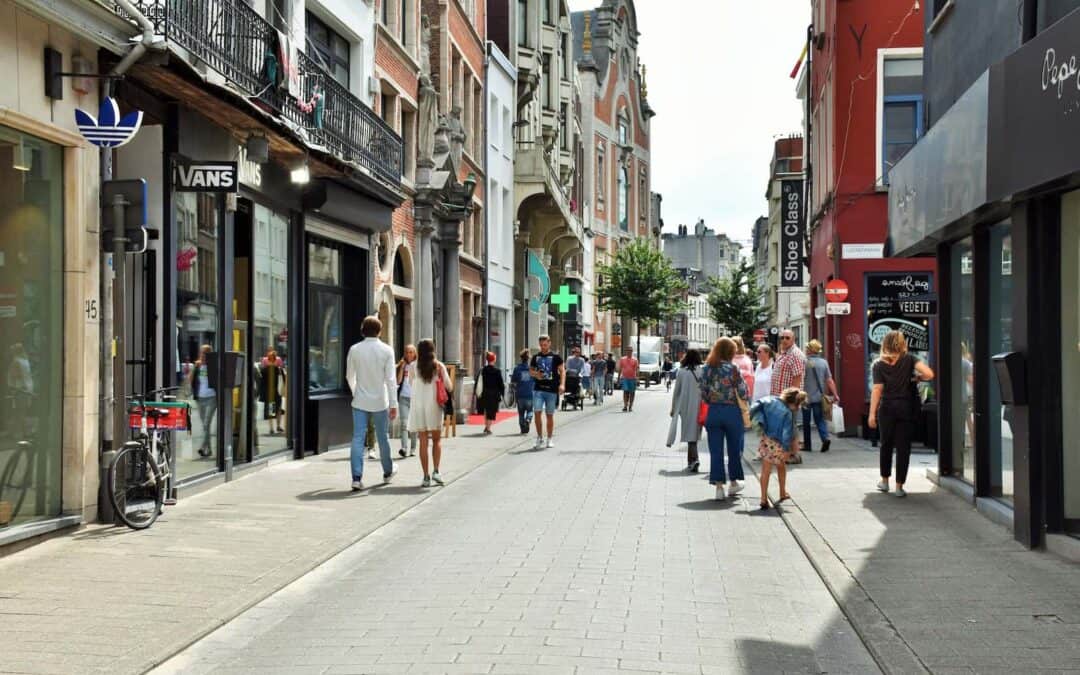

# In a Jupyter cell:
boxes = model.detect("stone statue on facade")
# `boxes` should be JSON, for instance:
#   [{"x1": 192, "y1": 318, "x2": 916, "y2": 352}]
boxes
[{"x1": 441, "y1": 105, "x2": 466, "y2": 168}]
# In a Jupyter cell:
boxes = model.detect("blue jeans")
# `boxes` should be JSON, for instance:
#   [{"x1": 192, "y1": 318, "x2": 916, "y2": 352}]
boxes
[
  {"x1": 351, "y1": 408, "x2": 393, "y2": 480},
  {"x1": 802, "y1": 402, "x2": 829, "y2": 449},
  {"x1": 516, "y1": 397, "x2": 533, "y2": 429},
  {"x1": 704, "y1": 403, "x2": 745, "y2": 485}
]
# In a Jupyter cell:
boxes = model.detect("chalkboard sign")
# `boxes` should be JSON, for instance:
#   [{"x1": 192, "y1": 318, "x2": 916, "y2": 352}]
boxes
[{"x1": 865, "y1": 272, "x2": 935, "y2": 395}]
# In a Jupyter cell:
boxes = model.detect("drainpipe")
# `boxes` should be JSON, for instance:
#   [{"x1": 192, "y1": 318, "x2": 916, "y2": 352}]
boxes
[
  {"x1": 100, "y1": 0, "x2": 163, "y2": 524},
  {"x1": 482, "y1": 50, "x2": 491, "y2": 363}
]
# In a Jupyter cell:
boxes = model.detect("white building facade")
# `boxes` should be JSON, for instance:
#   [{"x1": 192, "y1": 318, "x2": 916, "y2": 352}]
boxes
[{"x1": 485, "y1": 42, "x2": 517, "y2": 371}]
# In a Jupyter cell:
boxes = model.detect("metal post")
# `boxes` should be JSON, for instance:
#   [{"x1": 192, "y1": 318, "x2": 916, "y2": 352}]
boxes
[{"x1": 112, "y1": 194, "x2": 129, "y2": 451}]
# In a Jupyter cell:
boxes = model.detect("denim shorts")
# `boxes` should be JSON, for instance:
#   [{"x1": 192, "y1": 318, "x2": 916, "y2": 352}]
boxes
[
  {"x1": 533, "y1": 391, "x2": 558, "y2": 414},
  {"x1": 621, "y1": 378, "x2": 638, "y2": 393}
]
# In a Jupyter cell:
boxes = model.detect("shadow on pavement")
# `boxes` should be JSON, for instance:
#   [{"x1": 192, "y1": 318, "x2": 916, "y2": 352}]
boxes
[
  {"x1": 369, "y1": 484, "x2": 430, "y2": 495},
  {"x1": 295, "y1": 488, "x2": 362, "y2": 501},
  {"x1": 658, "y1": 468, "x2": 696, "y2": 477},
  {"x1": 735, "y1": 638, "x2": 820, "y2": 673},
  {"x1": 676, "y1": 498, "x2": 736, "y2": 511}
]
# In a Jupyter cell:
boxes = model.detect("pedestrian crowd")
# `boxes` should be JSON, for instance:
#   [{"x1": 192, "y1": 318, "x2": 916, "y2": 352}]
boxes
[{"x1": 345, "y1": 314, "x2": 933, "y2": 506}]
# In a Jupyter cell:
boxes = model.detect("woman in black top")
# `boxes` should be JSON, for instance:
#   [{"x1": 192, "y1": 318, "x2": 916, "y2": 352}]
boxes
[
  {"x1": 478, "y1": 352, "x2": 506, "y2": 434},
  {"x1": 869, "y1": 331, "x2": 934, "y2": 497}
]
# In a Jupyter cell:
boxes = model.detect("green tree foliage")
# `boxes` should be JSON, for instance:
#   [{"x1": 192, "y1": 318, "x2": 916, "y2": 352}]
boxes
[
  {"x1": 707, "y1": 260, "x2": 771, "y2": 345},
  {"x1": 596, "y1": 239, "x2": 688, "y2": 355}
]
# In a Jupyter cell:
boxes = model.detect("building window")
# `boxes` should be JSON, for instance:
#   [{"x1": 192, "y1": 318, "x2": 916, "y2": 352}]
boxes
[
  {"x1": 618, "y1": 117, "x2": 628, "y2": 146},
  {"x1": 879, "y1": 51, "x2": 923, "y2": 184},
  {"x1": 402, "y1": 107, "x2": 416, "y2": 181},
  {"x1": 639, "y1": 171, "x2": 647, "y2": 221},
  {"x1": 0, "y1": 125, "x2": 64, "y2": 526},
  {"x1": 307, "y1": 11, "x2": 350, "y2": 87},
  {"x1": 560, "y1": 104, "x2": 568, "y2": 150},
  {"x1": 561, "y1": 34, "x2": 569, "y2": 80},
  {"x1": 542, "y1": 53, "x2": 552, "y2": 109},
  {"x1": 596, "y1": 146, "x2": 605, "y2": 202},
  {"x1": 618, "y1": 166, "x2": 628, "y2": 231},
  {"x1": 517, "y1": 0, "x2": 528, "y2": 46},
  {"x1": 543, "y1": 0, "x2": 551, "y2": 25},
  {"x1": 400, "y1": 0, "x2": 408, "y2": 44}
]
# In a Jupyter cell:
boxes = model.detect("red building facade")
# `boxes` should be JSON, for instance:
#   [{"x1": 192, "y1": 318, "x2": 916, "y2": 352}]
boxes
[{"x1": 807, "y1": 0, "x2": 936, "y2": 431}]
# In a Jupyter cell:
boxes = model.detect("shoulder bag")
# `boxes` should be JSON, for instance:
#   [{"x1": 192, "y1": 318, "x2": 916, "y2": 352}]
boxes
[
  {"x1": 435, "y1": 364, "x2": 450, "y2": 407},
  {"x1": 809, "y1": 360, "x2": 833, "y2": 418}
]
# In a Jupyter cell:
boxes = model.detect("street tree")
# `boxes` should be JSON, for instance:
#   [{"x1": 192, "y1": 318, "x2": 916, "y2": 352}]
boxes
[
  {"x1": 596, "y1": 239, "x2": 688, "y2": 358},
  {"x1": 707, "y1": 260, "x2": 772, "y2": 345}
]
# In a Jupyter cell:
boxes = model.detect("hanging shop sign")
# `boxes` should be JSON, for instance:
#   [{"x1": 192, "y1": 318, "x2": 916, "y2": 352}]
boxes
[
  {"x1": 780, "y1": 179, "x2": 805, "y2": 287},
  {"x1": 75, "y1": 97, "x2": 143, "y2": 148},
  {"x1": 174, "y1": 161, "x2": 239, "y2": 193}
]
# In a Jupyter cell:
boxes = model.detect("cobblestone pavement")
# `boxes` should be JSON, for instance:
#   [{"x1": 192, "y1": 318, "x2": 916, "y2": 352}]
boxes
[
  {"x1": 0, "y1": 405, "x2": 584, "y2": 675},
  {"x1": 743, "y1": 436, "x2": 1080, "y2": 675},
  {"x1": 155, "y1": 387, "x2": 877, "y2": 675}
]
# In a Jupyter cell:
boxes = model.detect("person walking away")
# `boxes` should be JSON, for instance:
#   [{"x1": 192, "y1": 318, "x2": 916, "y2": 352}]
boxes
[
  {"x1": 477, "y1": 352, "x2": 505, "y2": 435},
  {"x1": 869, "y1": 330, "x2": 934, "y2": 498},
  {"x1": 529, "y1": 335, "x2": 565, "y2": 449},
  {"x1": 752, "y1": 344, "x2": 775, "y2": 402},
  {"x1": 669, "y1": 349, "x2": 704, "y2": 472},
  {"x1": 605, "y1": 353, "x2": 616, "y2": 394},
  {"x1": 580, "y1": 359, "x2": 592, "y2": 400},
  {"x1": 396, "y1": 345, "x2": 419, "y2": 457},
  {"x1": 618, "y1": 347, "x2": 640, "y2": 412},
  {"x1": 700, "y1": 337, "x2": 750, "y2": 500},
  {"x1": 750, "y1": 388, "x2": 807, "y2": 509},
  {"x1": 190, "y1": 345, "x2": 217, "y2": 458},
  {"x1": 407, "y1": 339, "x2": 453, "y2": 486},
  {"x1": 589, "y1": 351, "x2": 608, "y2": 405},
  {"x1": 803, "y1": 340, "x2": 840, "y2": 452},
  {"x1": 345, "y1": 316, "x2": 399, "y2": 490},
  {"x1": 732, "y1": 336, "x2": 755, "y2": 394},
  {"x1": 662, "y1": 357, "x2": 674, "y2": 391},
  {"x1": 510, "y1": 349, "x2": 535, "y2": 433}
]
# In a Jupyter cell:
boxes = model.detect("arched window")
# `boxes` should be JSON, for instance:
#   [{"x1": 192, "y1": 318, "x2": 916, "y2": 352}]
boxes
[{"x1": 618, "y1": 166, "x2": 629, "y2": 231}]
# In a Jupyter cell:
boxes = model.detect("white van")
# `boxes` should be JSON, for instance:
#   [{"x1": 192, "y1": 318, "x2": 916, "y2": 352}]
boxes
[{"x1": 629, "y1": 335, "x2": 663, "y2": 386}]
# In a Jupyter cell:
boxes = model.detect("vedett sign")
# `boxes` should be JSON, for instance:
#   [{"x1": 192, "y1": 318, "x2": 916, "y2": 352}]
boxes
[{"x1": 781, "y1": 179, "x2": 804, "y2": 287}]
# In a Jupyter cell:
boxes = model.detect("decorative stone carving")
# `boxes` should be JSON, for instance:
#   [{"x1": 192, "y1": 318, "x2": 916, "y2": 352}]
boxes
[
  {"x1": 442, "y1": 106, "x2": 466, "y2": 167},
  {"x1": 418, "y1": 75, "x2": 438, "y2": 169}
]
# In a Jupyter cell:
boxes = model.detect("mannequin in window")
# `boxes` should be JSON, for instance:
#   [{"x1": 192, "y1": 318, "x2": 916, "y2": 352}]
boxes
[{"x1": 259, "y1": 348, "x2": 287, "y2": 434}]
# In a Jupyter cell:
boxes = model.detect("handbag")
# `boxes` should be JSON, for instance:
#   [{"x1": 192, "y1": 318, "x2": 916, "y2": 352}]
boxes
[
  {"x1": 475, "y1": 370, "x2": 484, "y2": 398},
  {"x1": 809, "y1": 359, "x2": 833, "y2": 418},
  {"x1": 736, "y1": 391, "x2": 752, "y2": 430},
  {"x1": 830, "y1": 403, "x2": 845, "y2": 435},
  {"x1": 697, "y1": 401, "x2": 709, "y2": 427},
  {"x1": 666, "y1": 414, "x2": 678, "y2": 447},
  {"x1": 435, "y1": 365, "x2": 449, "y2": 407}
]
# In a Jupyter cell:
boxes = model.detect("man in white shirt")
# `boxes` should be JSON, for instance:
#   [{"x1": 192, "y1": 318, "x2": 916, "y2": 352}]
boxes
[{"x1": 345, "y1": 316, "x2": 398, "y2": 490}]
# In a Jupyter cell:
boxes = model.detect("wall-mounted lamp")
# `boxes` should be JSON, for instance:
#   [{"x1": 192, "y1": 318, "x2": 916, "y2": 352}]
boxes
[
  {"x1": 290, "y1": 159, "x2": 310, "y2": 185},
  {"x1": 463, "y1": 172, "x2": 478, "y2": 200}
]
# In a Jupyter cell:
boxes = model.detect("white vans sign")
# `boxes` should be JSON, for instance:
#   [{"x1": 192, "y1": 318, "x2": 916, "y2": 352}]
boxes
[{"x1": 174, "y1": 162, "x2": 239, "y2": 193}]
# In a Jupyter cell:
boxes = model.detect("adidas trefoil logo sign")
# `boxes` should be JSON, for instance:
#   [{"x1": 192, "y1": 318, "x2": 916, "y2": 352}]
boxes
[{"x1": 75, "y1": 97, "x2": 143, "y2": 148}]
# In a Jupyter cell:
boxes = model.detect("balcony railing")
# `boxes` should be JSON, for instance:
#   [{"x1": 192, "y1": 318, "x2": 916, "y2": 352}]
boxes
[{"x1": 113, "y1": 0, "x2": 402, "y2": 187}]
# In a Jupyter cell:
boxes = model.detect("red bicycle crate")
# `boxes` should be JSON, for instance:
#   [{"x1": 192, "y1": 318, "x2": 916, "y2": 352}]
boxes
[{"x1": 128, "y1": 402, "x2": 191, "y2": 431}]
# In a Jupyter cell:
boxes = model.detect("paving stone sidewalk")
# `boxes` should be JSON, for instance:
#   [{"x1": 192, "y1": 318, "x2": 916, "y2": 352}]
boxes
[
  {"x1": 745, "y1": 435, "x2": 1080, "y2": 674},
  {"x1": 0, "y1": 403, "x2": 611, "y2": 675}
]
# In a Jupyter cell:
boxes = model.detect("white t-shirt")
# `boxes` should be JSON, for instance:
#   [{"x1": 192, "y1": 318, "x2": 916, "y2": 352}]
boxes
[
  {"x1": 581, "y1": 362, "x2": 592, "y2": 378},
  {"x1": 753, "y1": 363, "x2": 774, "y2": 402},
  {"x1": 400, "y1": 361, "x2": 415, "y2": 399}
]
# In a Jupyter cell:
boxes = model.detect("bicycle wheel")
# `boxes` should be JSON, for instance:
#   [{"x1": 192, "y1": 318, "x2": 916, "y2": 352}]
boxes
[{"x1": 108, "y1": 442, "x2": 164, "y2": 530}]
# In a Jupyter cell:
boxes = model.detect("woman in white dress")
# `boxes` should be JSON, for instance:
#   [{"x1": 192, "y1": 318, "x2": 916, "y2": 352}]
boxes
[
  {"x1": 407, "y1": 339, "x2": 453, "y2": 487},
  {"x1": 752, "y1": 343, "x2": 775, "y2": 402}
]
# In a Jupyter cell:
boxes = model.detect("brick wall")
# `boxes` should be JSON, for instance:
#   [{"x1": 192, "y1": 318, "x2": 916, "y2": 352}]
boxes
[{"x1": 375, "y1": 38, "x2": 420, "y2": 100}]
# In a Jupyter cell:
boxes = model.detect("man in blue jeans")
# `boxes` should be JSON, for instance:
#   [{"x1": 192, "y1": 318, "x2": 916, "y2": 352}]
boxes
[
  {"x1": 529, "y1": 335, "x2": 565, "y2": 449},
  {"x1": 345, "y1": 316, "x2": 399, "y2": 490}
]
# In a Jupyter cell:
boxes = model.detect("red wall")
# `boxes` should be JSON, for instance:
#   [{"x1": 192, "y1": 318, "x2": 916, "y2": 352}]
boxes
[{"x1": 809, "y1": 0, "x2": 933, "y2": 428}]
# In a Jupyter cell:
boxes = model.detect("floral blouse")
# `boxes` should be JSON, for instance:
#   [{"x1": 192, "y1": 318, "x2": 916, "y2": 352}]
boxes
[{"x1": 700, "y1": 362, "x2": 750, "y2": 405}]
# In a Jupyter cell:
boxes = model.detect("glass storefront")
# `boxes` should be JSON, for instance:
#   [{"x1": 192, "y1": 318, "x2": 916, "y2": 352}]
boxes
[
  {"x1": 175, "y1": 192, "x2": 221, "y2": 480},
  {"x1": 988, "y1": 222, "x2": 1014, "y2": 501},
  {"x1": 0, "y1": 126, "x2": 64, "y2": 529},
  {"x1": 1062, "y1": 191, "x2": 1080, "y2": 524},
  {"x1": 489, "y1": 307, "x2": 508, "y2": 371},
  {"x1": 308, "y1": 240, "x2": 345, "y2": 393},
  {"x1": 950, "y1": 237, "x2": 976, "y2": 483}
]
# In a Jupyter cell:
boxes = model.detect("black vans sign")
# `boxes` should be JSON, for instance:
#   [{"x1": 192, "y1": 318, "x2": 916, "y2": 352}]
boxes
[{"x1": 174, "y1": 162, "x2": 239, "y2": 192}]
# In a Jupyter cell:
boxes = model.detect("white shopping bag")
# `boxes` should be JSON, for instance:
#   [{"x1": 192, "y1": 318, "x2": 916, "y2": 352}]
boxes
[
  {"x1": 666, "y1": 414, "x2": 678, "y2": 448},
  {"x1": 830, "y1": 404, "x2": 845, "y2": 435}
]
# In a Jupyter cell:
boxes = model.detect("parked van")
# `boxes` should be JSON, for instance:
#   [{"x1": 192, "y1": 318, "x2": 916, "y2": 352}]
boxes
[{"x1": 630, "y1": 335, "x2": 663, "y2": 386}]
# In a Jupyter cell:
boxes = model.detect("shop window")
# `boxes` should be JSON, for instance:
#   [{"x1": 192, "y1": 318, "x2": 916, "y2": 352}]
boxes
[
  {"x1": 0, "y1": 125, "x2": 63, "y2": 529},
  {"x1": 950, "y1": 237, "x2": 976, "y2": 483},
  {"x1": 878, "y1": 51, "x2": 924, "y2": 184},
  {"x1": 175, "y1": 192, "x2": 221, "y2": 481},
  {"x1": 988, "y1": 222, "x2": 1013, "y2": 502},
  {"x1": 307, "y1": 11, "x2": 351, "y2": 88},
  {"x1": 307, "y1": 240, "x2": 346, "y2": 392}
]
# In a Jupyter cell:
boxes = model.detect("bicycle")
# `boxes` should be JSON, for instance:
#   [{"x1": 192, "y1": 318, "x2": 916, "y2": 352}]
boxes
[{"x1": 107, "y1": 386, "x2": 190, "y2": 530}]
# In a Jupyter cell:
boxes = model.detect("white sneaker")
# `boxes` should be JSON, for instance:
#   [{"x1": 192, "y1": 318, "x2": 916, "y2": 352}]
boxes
[
  {"x1": 715, "y1": 485, "x2": 727, "y2": 501},
  {"x1": 877, "y1": 480, "x2": 890, "y2": 492},
  {"x1": 728, "y1": 481, "x2": 743, "y2": 495},
  {"x1": 534, "y1": 437, "x2": 545, "y2": 449},
  {"x1": 432, "y1": 471, "x2": 444, "y2": 485},
  {"x1": 895, "y1": 487, "x2": 907, "y2": 498},
  {"x1": 367, "y1": 449, "x2": 376, "y2": 460},
  {"x1": 546, "y1": 438, "x2": 554, "y2": 449},
  {"x1": 351, "y1": 480, "x2": 363, "y2": 491},
  {"x1": 409, "y1": 449, "x2": 416, "y2": 457}
]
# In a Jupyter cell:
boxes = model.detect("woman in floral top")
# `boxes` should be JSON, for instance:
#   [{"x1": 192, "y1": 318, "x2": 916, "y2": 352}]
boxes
[{"x1": 700, "y1": 337, "x2": 750, "y2": 500}]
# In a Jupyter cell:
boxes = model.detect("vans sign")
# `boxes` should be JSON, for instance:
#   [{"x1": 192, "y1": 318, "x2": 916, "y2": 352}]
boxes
[{"x1": 174, "y1": 162, "x2": 239, "y2": 193}]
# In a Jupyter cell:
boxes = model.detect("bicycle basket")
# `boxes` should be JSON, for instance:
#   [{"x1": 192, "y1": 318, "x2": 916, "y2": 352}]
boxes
[{"x1": 128, "y1": 401, "x2": 192, "y2": 431}]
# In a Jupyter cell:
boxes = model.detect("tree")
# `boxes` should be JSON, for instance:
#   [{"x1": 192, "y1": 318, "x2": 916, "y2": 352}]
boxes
[
  {"x1": 596, "y1": 239, "x2": 688, "y2": 357},
  {"x1": 707, "y1": 260, "x2": 771, "y2": 345}
]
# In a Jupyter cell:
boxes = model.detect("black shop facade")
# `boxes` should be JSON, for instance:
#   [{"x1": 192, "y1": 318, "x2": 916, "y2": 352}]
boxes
[
  {"x1": 114, "y1": 97, "x2": 400, "y2": 495},
  {"x1": 887, "y1": 10, "x2": 1080, "y2": 552}
]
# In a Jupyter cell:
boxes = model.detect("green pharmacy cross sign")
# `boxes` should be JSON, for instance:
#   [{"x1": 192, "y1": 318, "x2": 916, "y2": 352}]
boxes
[{"x1": 551, "y1": 285, "x2": 579, "y2": 313}]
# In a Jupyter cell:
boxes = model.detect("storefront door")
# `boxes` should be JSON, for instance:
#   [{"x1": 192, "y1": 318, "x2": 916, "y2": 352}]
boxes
[
  {"x1": 988, "y1": 222, "x2": 1014, "y2": 502},
  {"x1": 1062, "y1": 192, "x2": 1080, "y2": 529},
  {"x1": 949, "y1": 237, "x2": 977, "y2": 483}
]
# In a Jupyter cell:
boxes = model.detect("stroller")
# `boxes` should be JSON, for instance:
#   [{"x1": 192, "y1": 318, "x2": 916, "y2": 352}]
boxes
[{"x1": 561, "y1": 371, "x2": 586, "y2": 411}]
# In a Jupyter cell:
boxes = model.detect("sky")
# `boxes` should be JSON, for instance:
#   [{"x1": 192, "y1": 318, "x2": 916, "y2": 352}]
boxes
[{"x1": 567, "y1": 0, "x2": 810, "y2": 249}]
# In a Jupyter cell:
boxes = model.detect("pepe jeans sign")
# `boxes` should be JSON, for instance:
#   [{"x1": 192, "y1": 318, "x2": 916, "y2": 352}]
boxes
[
  {"x1": 780, "y1": 179, "x2": 804, "y2": 288},
  {"x1": 174, "y1": 161, "x2": 239, "y2": 193}
]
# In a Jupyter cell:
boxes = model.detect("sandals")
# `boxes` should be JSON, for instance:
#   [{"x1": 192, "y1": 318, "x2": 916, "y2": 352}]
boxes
[
  {"x1": 759, "y1": 502, "x2": 770, "y2": 510},
  {"x1": 776, "y1": 494, "x2": 792, "y2": 503}
]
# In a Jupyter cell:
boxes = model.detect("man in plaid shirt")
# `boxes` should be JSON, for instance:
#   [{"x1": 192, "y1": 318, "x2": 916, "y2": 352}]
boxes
[{"x1": 771, "y1": 329, "x2": 807, "y2": 396}]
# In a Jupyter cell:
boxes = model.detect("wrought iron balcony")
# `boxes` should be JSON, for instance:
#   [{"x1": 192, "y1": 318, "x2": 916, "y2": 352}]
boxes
[{"x1": 111, "y1": 0, "x2": 402, "y2": 187}]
